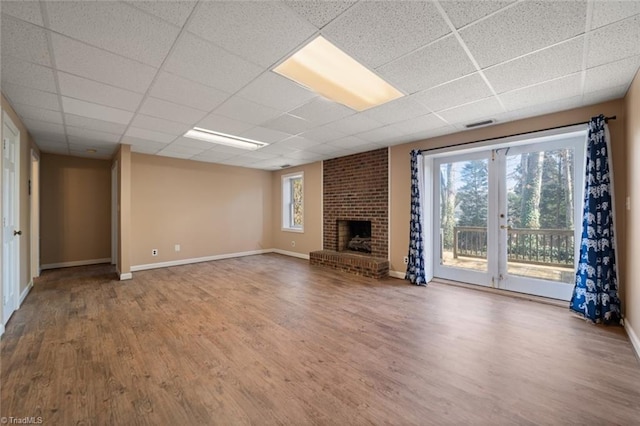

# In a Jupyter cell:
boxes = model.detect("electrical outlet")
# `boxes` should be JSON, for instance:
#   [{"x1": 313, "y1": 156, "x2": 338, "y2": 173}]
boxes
[
  {"x1": 291, "y1": 241, "x2": 296, "y2": 247},
  {"x1": 403, "y1": 256, "x2": 409, "y2": 264},
  {"x1": 152, "y1": 249, "x2": 158, "y2": 256},
  {"x1": 175, "y1": 244, "x2": 181, "y2": 252},
  {"x1": 627, "y1": 196, "x2": 631, "y2": 211}
]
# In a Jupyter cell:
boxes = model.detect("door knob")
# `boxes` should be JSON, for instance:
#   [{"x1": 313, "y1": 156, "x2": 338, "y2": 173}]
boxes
[{"x1": 14, "y1": 230, "x2": 22, "y2": 236}]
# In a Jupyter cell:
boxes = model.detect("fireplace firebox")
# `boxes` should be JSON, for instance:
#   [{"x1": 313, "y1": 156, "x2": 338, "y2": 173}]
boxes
[{"x1": 337, "y1": 220, "x2": 372, "y2": 253}]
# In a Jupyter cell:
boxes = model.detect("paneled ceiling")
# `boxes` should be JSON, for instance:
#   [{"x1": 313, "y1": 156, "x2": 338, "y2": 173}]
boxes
[{"x1": 1, "y1": 1, "x2": 639, "y2": 169}]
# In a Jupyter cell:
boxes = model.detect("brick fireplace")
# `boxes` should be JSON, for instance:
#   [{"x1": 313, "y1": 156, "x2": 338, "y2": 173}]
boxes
[{"x1": 310, "y1": 148, "x2": 389, "y2": 278}]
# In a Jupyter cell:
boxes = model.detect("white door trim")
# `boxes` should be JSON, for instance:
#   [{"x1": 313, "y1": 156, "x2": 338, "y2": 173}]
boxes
[{"x1": 30, "y1": 149, "x2": 40, "y2": 280}]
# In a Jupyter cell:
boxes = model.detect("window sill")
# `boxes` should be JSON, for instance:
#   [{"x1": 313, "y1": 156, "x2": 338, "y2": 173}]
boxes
[{"x1": 282, "y1": 227, "x2": 304, "y2": 234}]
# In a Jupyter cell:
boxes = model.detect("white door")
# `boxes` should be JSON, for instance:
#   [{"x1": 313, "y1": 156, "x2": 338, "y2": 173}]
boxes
[
  {"x1": 3, "y1": 113, "x2": 21, "y2": 325},
  {"x1": 433, "y1": 131, "x2": 586, "y2": 300}
]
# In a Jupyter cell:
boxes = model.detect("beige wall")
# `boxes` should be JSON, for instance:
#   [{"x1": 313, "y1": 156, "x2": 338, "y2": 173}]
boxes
[
  {"x1": 115, "y1": 145, "x2": 132, "y2": 277},
  {"x1": 389, "y1": 100, "x2": 628, "y2": 289},
  {"x1": 271, "y1": 162, "x2": 323, "y2": 256},
  {"x1": 40, "y1": 153, "x2": 111, "y2": 266},
  {"x1": 130, "y1": 153, "x2": 272, "y2": 266},
  {"x1": 1, "y1": 95, "x2": 40, "y2": 320},
  {"x1": 624, "y1": 71, "x2": 640, "y2": 345}
]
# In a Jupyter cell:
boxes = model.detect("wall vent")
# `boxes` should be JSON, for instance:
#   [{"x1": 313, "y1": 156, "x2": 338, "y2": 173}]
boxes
[{"x1": 465, "y1": 119, "x2": 495, "y2": 129}]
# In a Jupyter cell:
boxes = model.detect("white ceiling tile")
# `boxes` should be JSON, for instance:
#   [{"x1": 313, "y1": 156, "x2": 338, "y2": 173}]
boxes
[
  {"x1": 583, "y1": 85, "x2": 628, "y2": 105},
  {"x1": 188, "y1": 1, "x2": 317, "y2": 67},
  {"x1": 36, "y1": 139, "x2": 68, "y2": 150},
  {"x1": 460, "y1": 1, "x2": 587, "y2": 68},
  {"x1": 397, "y1": 126, "x2": 458, "y2": 144},
  {"x1": 263, "y1": 114, "x2": 314, "y2": 135},
  {"x1": 124, "y1": 127, "x2": 177, "y2": 144},
  {"x1": 257, "y1": 142, "x2": 299, "y2": 156},
  {"x1": 121, "y1": 137, "x2": 169, "y2": 152},
  {"x1": 240, "y1": 126, "x2": 292, "y2": 144},
  {"x1": 325, "y1": 135, "x2": 376, "y2": 149},
  {"x1": 130, "y1": 114, "x2": 191, "y2": 136},
  {"x1": 22, "y1": 118, "x2": 65, "y2": 135},
  {"x1": 150, "y1": 72, "x2": 230, "y2": 112},
  {"x1": 66, "y1": 126, "x2": 121, "y2": 143},
  {"x1": 207, "y1": 144, "x2": 252, "y2": 155},
  {"x1": 306, "y1": 142, "x2": 355, "y2": 155},
  {"x1": 61, "y1": 96, "x2": 134, "y2": 125},
  {"x1": 196, "y1": 114, "x2": 255, "y2": 135},
  {"x1": 413, "y1": 73, "x2": 493, "y2": 112},
  {"x1": 288, "y1": 98, "x2": 354, "y2": 126},
  {"x1": 355, "y1": 126, "x2": 406, "y2": 143},
  {"x1": 389, "y1": 113, "x2": 449, "y2": 135},
  {"x1": 284, "y1": 1, "x2": 356, "y2": 29},
  {"x1": 587, "y1": 15, "x2": 640, "y2": 68},
  {"x1": 505, "y1": 95, "x2": 584, "y2": 121},
  {"x1": 377, "y1": 35, "x2": 476, "y2": 94},
  {"x1": 591, "y1": 1, "x2": 640, "y2": 29},
  {"x1": 328, "y1": 114, "x2": 383, "y2": 135},
  {"x1": 191, "y1": 150, "x2": 238, "y2": 163},
  {"x1": 126, "y1": 1, "x2": 197, "y2": 27},
  {"x1": 45, "y1": 1, "x2": 180, "y2": 67},
  {"x1": 64, "y1": 114, "x2": 128, "y2": 135},
  {"x1": 500, "y1": 73, "x2": 582, "y2": 111},
  {"x1": 237, "y1": 72, "x2": 317, "y2": 112},
  {"x1": 130, "y1": 145, "x2": 162, "y2": 155},
  {"x1": 156, "y1": 151, "x2": 195, "y2": 160},
  {"x1": 68, "y1": 140, "x2": 119, "y2": 151},
  {"x1": 483, "y1": 37, "x2": 584, "y2": 94},
  {"x1": 13, "y1": 104, "x2": 63, "y2": 124},
  {"x1": 37, "y1": 143, "x2": 69, "y2": 155},
  {"x1": 275, "y1": 136, "x2": 321, "y2": 150},
  {"x1": 323, "y1": 1, "x2": 450, "y2": 68},
  {"x1": 585, "y1": 55, "x2": 640, "y2": 93},
  {"x1": 164, "y1": 32, "x2": 263, "y2": 93},
  {"x1": 217, "y1": 155, "x2": 260, "y2": 167},
  {"x1": 31, "y1": 132, "x2": 66, "y2": 144},
  {"x1": 1, "y1": 57, "x2": 57, "y2": 93},
  {"x1": 438, "y1": 96, "x2": 504, "y2": 125},
  {"x1": 2, "y1": 83, "x2": 60, "y2": 110},
  {"x1": 440, "y1": 1, "x2": 516, "y2": 29},
  {"x1": 158, "y1": 144, "x2": 205, "y2": 155},
  {"x1": 213, "y1": 96, "x2": 283, "y2": 126},
  {"x1": 360, "y1": 96, "x2": 431, "y2": 125},
  {"x1": 1, "y1": 15, "x2": 51, "y2": 66},
  {"x1": 138, "y1": 97, "x2": 207, "y2": 125},
  {"x1": 172, "y1": 137, "x2": 218, "y2": 150},
  {"x1": 1, "y1": 1, "x2": 44, "y2": 26},
  {"x1": 57, "y1": 72, "x2": 143, "y2": 112},
  {"x1": 300, "y1": 125, "x2": 347, "y2": 143},
  {"x1": 51, "y1": 33, "x2": 157, "y2": 93},
  {"x1": 282, "y1": 150, "x2": 324, "y2": 161}
]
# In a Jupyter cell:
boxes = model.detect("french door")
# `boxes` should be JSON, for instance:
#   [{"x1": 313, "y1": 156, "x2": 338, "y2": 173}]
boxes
[{"x1": 432, "y1": 133, "x2": 585, "y2": 300}]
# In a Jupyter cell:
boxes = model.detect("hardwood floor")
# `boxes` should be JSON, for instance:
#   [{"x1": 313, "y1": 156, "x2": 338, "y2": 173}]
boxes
[{"x1": 2, "y1": 253, "x2": 639, "y2": 425}]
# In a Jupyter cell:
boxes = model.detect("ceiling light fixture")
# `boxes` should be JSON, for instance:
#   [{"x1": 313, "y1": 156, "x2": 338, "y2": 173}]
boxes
[
  {"x1": 184, "y1": 127, "x2": 268, "y2": 150},
  {"x1": 273, "y1": 36, "x2": 404, "y2": 112}
]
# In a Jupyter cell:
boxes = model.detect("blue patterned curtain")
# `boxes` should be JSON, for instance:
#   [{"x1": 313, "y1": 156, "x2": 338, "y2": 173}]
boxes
[
  {"x1": 406, "y1": 149, "x2": 427, "y2": 285},
  {"x1": 569, "y1": 115, "x2": 621, "y2": 324}
]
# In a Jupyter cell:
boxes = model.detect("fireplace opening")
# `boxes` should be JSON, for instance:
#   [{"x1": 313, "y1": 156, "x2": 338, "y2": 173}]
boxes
[{"x1": 337, "y1": 220, "x2": 372, "y2": 254}]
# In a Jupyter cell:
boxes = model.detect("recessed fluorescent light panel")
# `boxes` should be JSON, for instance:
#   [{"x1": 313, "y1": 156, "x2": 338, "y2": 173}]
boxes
[
  {"x1": 184, "y1": 127, "x2": 268, "y2": 151},
  {"x1": 273, "y1": 36, "x2": 404, "y2": 112}
]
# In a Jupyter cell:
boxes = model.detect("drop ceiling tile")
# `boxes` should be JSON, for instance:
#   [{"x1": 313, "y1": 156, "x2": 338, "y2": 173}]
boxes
[
  {"x1": 130, "y1": 114, "x2": 191, "y2": 136},
  {"x1": 66, "y1": 126, "x2": 121, "y2": 143},
  {"x1": 22, "y1": 118, "x2": 65, "y2": 135},
  {"x1": 191, "y1": 151, "x2": 238, "y2": 163},
  {"x1": 263, "y1": 114, "x2": 314, "y2": 135},
  {"x1": 68, "y1": 140, "x2": 118, "y2": 151},
  {"x1": 500, "y1": 73, "x2": 582, "y2": 111},
  {"x1": 64, "y1": 114, "x2": 128, "y2": 135},
  {"x1": 360, "y1": 96, "x2": 431, "y2": 125},
  {"x1": 172, "y1": 137, "x2": 217, "y2": 150},
  {"x1": 585, "y1": 55, "x2": 640, "y2": 93},
  {"x1": 307, "y1": 142, "x2": 355, "y2": 155},
  {"x1": 45, "y1": 1, "x2": 180, "y2": 67},
  {"x1": 240, "y1": 126, "x2": 292, "y2": 144},
  {"x1": 587, "y1": 15, "x2": 640, "y2": 68},
  {"x1": 125, "y1": 1, "x2": 197, "y2": 27},
  {"x1": 37, "y1": 143, "x2": 69, "y2": 155},
  {"x1": 1, "y1": 57, "x2": 57, "y2": 93},
  {"x1": 13, "y1": 104, "x2": 63, "y2": 124},
  {"x1": 413, "y1": 73, "x2": 493, "y2": 112},
  {"x1": 32, "y1": 132, "x2": 66, "y2": 144},
  {"x1": 328, "y1": 114, "x2": 383, "y2": 135},
  {"x1": 156, "y1": 151, "x2": 195, "y2": 159},
  {"x1": 583, "y1": 85, "x2": 629, "y2": 105},
  {"x1": 284, "y1": 1, "x2": 356, "y2": 29},
  {"x1": 217, "y1": 155, "x2": 260, "y2": 167},
  {"x1": 356, "y1": 126, "x2": 406, "y2": 143},
  {"x1": 283, "y1": 150, "x2": 325, "y2": 161},
  {"x1": 254, "y1": 143, "x2": 296, "y2": 156},
  {"x1": 483, "y1": 36, "x2": 584, "y2": 94},
  {"x1": 506, "y1": 95, "x2": 584, "y2": 121},
  {"x1": 51, "y1": 33, "x2": 157, "y2": 93},
  {"x1": 2, "y1": 83, "x2": 60, "y2": 111},
  {"x1": 61, "y1": 97, "x2": 134, "y2": 125},
  {"x1": 138, "y1": 97, "x2": 207, "y2": 125},
  {"x1": 390, "y1": 113, "x2": 450, "y2": 135},
  {"x1": 124, "y1": 127, "x2": 177, "y2": 144},
  {"x1": 188, "y1": 1, "x2": 316, "y2": 67},
  {"x1": 377, "y1": 35, "x2": 476, "y2": 94},
  {"x1": 460, "y1": 1, "x2": 587, "y2": 68},
  {"x1": 37, "y1": 139, "x2": 68, "y2": 150},
  {"x1": 288, "y1": 98, "x2": 354, "y2": 126},
  {"x1": 214, "y1": 96, "x2": 283, "y2": 126},
  {"x1": 300, "y1": 125, "x2": 347, "y2": 143},
  {"x1": 323, "y1": 1, "x2": 450, "y2": 68},
  {"x1": 401, "y1": 125, "x2": 458, "y2": 143},
  {"x1": 591, "y1": 1, "x2": 640, "y2": 29},
  {"x1": 149, "y1": 72, "x2": 229, "y2": 112},
  {"x1": 158, "y1": 144, "x2": 205, "y2": 155},
  {"x1": 440, "y1": 1, "x2": 516, "y2": 29},
  {"x1": 1, "y1": 15, "x2": 51, "y2": 66},
  {"x1": 276, "y1": 136, "x2": 321, "y2": 150},
  {"x1": 164, "y1": 33, "x2": 263, "y2": 93},
  {"x1": 438, "y1": 96, "x2": 504, "y2": 125},
  {"x1": 57, "y1": 72, "x2": 143, "y2": 112},
  {"x1": 1, "y1": 1, "x2": 44, "y2": 26},
  {"x1": 196, "y1": 114, "x2": 255, "y2": 135},
  {"x1": 325, "y1": 135, "x2": 375, "y2": 149},
  {"x1": 237, "y1": 72, "x2": 317, "y2": 112},
  {"x1": 121, "y1": 137, "x2": 169, "y2": 152}
]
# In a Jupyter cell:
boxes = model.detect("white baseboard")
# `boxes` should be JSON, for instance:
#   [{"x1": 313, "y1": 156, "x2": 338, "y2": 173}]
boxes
[
  {"x1": 18, "y1": 280, "x2": 33, "y2": 307},
  {"x1": 625, "y1": 320, "x2": 640, "y2": 361},
  {"x1": 131, "y1": 249, "x2": 272, "y2": 272},
  {"x1": 41, "y1": 258, "x2": 112, "y2": 270},
  {"x1": 389, "y1": 270, "x2": 405, "y2": 279},
  {"x1": 271, "y1": 249, "x2": 310, "y2": 260},
  {"x1": 119, "y1": 272, "x2": 132, "y2": 280}
]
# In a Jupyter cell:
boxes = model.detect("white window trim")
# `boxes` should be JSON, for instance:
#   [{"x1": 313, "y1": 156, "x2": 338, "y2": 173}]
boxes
[{"x1": 282, "y1": 171, "x2": 304, "y2": 233}]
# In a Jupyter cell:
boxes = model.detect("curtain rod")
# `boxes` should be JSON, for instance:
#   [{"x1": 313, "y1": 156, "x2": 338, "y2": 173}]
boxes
[{"x1": 418, "y1": 115, "x2": 617, "y2": 154}]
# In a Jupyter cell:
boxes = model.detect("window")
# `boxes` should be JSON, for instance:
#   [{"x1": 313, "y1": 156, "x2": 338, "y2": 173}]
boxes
[{"x1": 282, "y1": 172, "x2": 303, "y2": 232}]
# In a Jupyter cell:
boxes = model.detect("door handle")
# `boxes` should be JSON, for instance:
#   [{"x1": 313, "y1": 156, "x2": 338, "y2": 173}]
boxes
[
  {"x1": 14, "y1": 230, "x2": 22, "y2": 236},
  {"x1": 500, "y1": 225, "x2": 512, "y2": 230}
]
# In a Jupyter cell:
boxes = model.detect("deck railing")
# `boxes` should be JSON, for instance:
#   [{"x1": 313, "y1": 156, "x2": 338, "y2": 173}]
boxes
[{"x1": 452, "y1": 226, "x2": 574, "y2": 267}]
